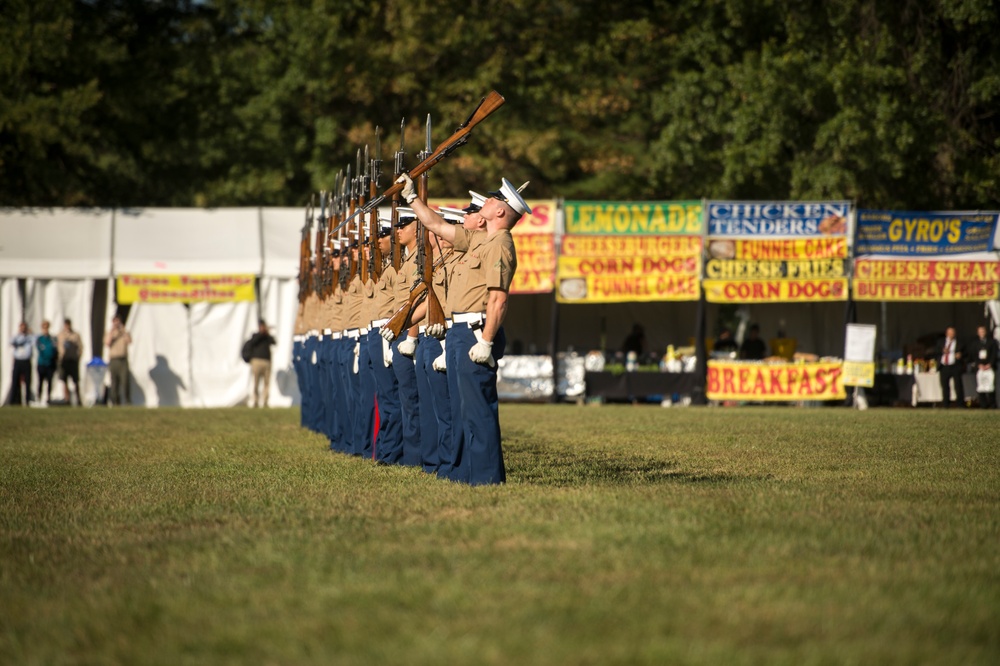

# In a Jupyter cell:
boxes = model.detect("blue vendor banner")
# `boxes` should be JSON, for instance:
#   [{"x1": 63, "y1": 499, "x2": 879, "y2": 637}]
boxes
[
  {"x1": 855, "y1": 210, "x2": 999, "y2": 256},
  {"x1": 706, "y1": 201, "x2": 852, "y2": 238}
]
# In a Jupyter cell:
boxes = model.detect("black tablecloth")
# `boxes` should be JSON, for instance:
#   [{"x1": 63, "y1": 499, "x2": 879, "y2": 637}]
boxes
[
  {"x1": 868, "y1": 372, "x2": 980, "y2": 406},
  {"x1": 585, "y1": 371, "x2": 698, "y2": 401}
]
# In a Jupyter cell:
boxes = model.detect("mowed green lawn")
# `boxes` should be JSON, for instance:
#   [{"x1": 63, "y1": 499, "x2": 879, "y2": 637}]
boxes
[{"x1": 1, "y1": 405, "x2": 998, "y2": 665}]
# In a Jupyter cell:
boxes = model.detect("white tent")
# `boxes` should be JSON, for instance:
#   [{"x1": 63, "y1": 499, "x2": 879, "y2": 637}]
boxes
[
  {"x1": 0, "y1": 209, "x2": 113, "y2": 405},
  {"x1": 114, "y1": 208, "x2": 262, "y2": 407},
  {"x1": 259, "y1": 208, "x2": 306, "y2": 407}
]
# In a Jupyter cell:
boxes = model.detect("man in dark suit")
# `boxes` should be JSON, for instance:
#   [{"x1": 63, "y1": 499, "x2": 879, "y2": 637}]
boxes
[{"x1": 934, "y1": 326, "x2": 965, "y2": 408}]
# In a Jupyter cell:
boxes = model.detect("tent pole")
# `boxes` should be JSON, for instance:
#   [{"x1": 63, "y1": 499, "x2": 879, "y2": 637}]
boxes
[
  {"x1": 549, "y1": 291, "x2": 560, "y2": 403},
  {"x1": 691, "y1": 289, "x2": 708, "y2": 405}
]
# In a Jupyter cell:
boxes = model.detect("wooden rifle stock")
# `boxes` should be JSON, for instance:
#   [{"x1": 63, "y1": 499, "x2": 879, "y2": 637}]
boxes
[{"x1": 384, "y1": 282, "x2": 427, "y2": 339}]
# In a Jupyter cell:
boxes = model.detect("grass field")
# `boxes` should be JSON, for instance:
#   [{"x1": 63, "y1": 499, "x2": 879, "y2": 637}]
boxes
[{"x1": 1, "y1": 405, "x2": 998, "y2": 665}]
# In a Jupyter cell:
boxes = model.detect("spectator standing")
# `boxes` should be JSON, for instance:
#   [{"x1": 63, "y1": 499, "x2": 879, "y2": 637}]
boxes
[
  {"x1": 740, "y1": 324, "x2": 767, "y2": 360},
  {"x1": 35, "y1": 320, "x2": 57, "y2": 404},
  {"x1": 973, "y1": 325, "x2": 997, "y2": 409},
  {"x1": 621, "y1": 323, "x2": 646, "y2": 357},
  {"x1": 933, "y1": 325, "x2": 965, "y2": 408},
  {"x1": 247, "y1": 320, "x2": 276, "y2": 408},
  {"x1": 104, "y1": 315, "x2": 132, "y2": 406},
  {"x1": 57, "y1": 318, "x2": 83, "y2": 406},
  {"x1": 8, "y1": 322, "x2": 34, "y2": 406},
  {"x1": 713, "y1": 328, "x2": 738, "y2": 356}
]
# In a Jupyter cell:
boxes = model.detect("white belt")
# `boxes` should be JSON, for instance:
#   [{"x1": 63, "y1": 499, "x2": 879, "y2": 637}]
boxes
[
  {"x1": 360, "y1": 326, "x2": 370, "y2": 335},
  {"x1": 307, "y1": 329, "x2": 320, "y2": 337},
  {"x1": 345, "y1": 329, "x2": 360, "y2": 339},
  {"x1": 323, "y1": 328, "x2": 333, "y2": 335},
  {"x1": 370, "y1": 318, "x2": 389, "y2": 328},
  {"x1": 420, "y1": 320, "x2": 453, "y2": 335},
  {"x1": 317, "y1": 333, "x2": 324, "y2": 341},
  {"x1": 293, "y1": 335, "x2": 303, "y2": 342},
  {"x1": 452, "y1": 312, "x2": 485, "y2": 326},
  {"x1": 332, "y1": 332, "x2": 342, "y2": 340}
]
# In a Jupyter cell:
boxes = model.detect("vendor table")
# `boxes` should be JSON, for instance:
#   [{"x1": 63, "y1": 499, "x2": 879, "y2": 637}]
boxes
[
  {"x1": 870, "y1": 372, "x2": 978, "y2": 406},
  {"x1": 585, "y1": 371, "x2": 698, "y2": 401}
]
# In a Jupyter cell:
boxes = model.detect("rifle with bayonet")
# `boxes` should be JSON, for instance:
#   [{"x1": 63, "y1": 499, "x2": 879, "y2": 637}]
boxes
[
  {"x1": 313, "y1": 192, "x2": 326, "y2": 296},
  {"x1": 330, "y1": 90, "x2": 506, "y2": 233},
  {"x1": 323, "y1": 173, "x2": 342, "y2": 299},
  {"x1": 419, "y1": 114, "x2": 446, "y2": 332},
  {"x1": 369, "y1": 134, "x2": 384, "y2": 281},
  {"x1": 299, "y1": 195, "x2": 314, "y2": 304},
  {"x1": 345, "y1": 164, "x2": 358, "y2": 282},
  {"x1": 357, "y1": 148, "x2": 370, "y2": 286},
  {"x1": 391, "y1": 118, "x2": 405, "y2": 271}
]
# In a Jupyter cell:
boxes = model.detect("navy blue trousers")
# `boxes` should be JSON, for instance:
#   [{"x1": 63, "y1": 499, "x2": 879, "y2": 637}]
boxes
[
  {"x1": 417, "y1": 335, "x2": 451, "y2": 475},
  {"x1": 392, "y1": 337, "x2": 422, "y2": 467},
  {"x1": 368, "y1": 330, "x2": 403, "y2": 464},
  {"x1": 292, "y1": 339, "x2": 306, "y2": 428},
  {"x1": 353, "y1": 332, "x2": 377, "y2": 459},
  {"x1": 444, "y1": 324, "x2": 506, "y2": 485},
  {"x1": 338, "y1": 336, "x2": 360, "y2": 455}
]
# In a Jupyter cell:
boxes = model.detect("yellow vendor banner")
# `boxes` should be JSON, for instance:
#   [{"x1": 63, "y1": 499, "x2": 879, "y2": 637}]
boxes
[
  {"x1": 707, "y1": 361, "x2": 846, "y2": 401},
  {"x1": 703, "y1": 278, "x2": 848, "y2": 303},
  {"x1": 853, "y1": 259, "x2": 1000, "y2": 301},
  {"x1": 117, "y1": 275, "x2": 256, "y2": 304},
  {"x1": 557, "y1": 235, "x2": 702, "y2": 303}
]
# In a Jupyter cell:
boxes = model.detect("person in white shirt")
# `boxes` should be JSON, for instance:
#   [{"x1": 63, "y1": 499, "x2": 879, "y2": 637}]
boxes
[{"x1": 8, "y1": 322, "x2": 35, "y2": 406}]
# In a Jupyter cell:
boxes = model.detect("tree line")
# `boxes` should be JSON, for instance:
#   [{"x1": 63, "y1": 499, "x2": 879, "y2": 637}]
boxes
[{"x1": 2, "y1": 0, "x2": 998, "y2": 210}]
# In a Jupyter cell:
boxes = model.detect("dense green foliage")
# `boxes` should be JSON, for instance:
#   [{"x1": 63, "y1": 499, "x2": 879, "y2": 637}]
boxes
[
  {"x1": 2, "y1": 0, "x2": 998, "y2": 208},
  {"x1": 2, "y1": 406, "x2": 998, "y2": 664}
]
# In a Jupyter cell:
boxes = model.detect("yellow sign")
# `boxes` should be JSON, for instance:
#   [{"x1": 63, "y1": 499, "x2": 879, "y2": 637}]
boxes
[
  {"x1": 557, "y1": 235, "x2": 702, "y2": 303},
  {"x1": 703, "y1": 278, "x2": 848, "y2": 303},
  {"x1": 842, "y1": 361, "x2": 875, "y2": 388},
  {"x1": 707, "y1": 361, "x2": 846, "y2": 401},
  {"x1": 852, "y1": 259, "x2": 1000, "y2": 301},
  {"x1": 733, "y1": 238, "x2": 848, "y2": 260},
  {"x1": 853, "y1": 280, "x2": 998, "y2": 301},
  {"x1": 117, "y1": 275, "x2": 256, "y2": 304}
]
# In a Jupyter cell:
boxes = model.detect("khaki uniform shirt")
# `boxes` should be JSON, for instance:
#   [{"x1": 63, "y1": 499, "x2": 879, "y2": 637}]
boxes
[
  {"x1": 345, "y1": 275, "x2": 364, "y2": 330},
  {"x1": 448, "y1": 227, "x2": 517, "y2": 314},
  {"x1": 373, "y1": 261, "x2": 399, "y2": 320},
  {"x1": 432, "y1": 249, "x2": 462, "y2": 318},
  {"x1": 360, "y1": 277, "x2": 378, "y2": 327},
  {"x1": 302, "y1": 292, "x2": 321, "y2": 331},
  {"x1": 393, "y1": 250, "x2": 420, "y2": 311},
  {"x1": 294, "y1": 301, "x2": 306, "y2": 334},
  {"x1": 316, "y1": 286, "x2": 343, "y2": 332}
]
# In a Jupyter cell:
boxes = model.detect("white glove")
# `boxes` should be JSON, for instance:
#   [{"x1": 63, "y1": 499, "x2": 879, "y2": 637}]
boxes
[
  {"x1": 469, "y1": 339, "x2": 495, "y2": 367},
  {"x1": 382, "y1": 335, "x2": 393, "y2": 368},
  {"x1": 398, "y1": 335, "x2": 418, "y2": 358},
  {"x1": 426, "y1": 323, "x2": 446, "y2": 339},
  {"x1": 432, "y1": 352, "x2": 447, "y2": 372},
  {"x1": 352, "y1": 342, "x2": 360, "y2": 373},
  {"x1": 380, "y1": 326, "x2": 396, "y2": 342},
  {"x1": 396, "y1": 174, "x2": 417, "y2": 204}
]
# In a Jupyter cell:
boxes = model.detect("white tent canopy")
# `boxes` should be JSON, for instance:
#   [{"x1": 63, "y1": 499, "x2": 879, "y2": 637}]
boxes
[
  {"x1": 113, "y1": 207, "x2": 262, "y2": 275},
  {"x1": 0, "y1": 208, "x2": 113, "y2": 278},
  {"x1": 260, "y1": 208, "x2": 306, "y2": 278}
]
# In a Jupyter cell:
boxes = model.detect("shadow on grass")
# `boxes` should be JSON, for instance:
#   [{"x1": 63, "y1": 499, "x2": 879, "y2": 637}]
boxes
[{"x1": 507, "y1": 441, "x2": 771, "y2": 488}]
